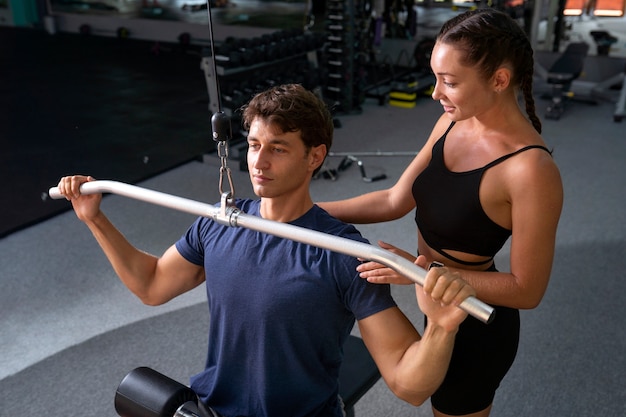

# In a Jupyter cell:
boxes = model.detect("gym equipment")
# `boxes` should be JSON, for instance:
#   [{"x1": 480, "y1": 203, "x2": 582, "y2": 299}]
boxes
[
  {"x1": 586, "y1": 55, "x2": 626, "y2": 122},
  {"x1": 613, "y1": 69, "x2": 626, "y2": 122},
  {"x1": 588, "y1": 30, "x2": 626, "y2": 122},
  {"x1": 113, "y1": 336, "x2": 381, "y2": 417},
  {"x1": 544, "y1": 41, "x2": 594, "y2": 120},
  {"x1": 200, "y1": 29, "x2": 325, "y2": 120},
  {"x1": 359, "y1": 37, "x2": 436, "y2": 109},
  {"x1": 47, "y1": 2, "x2": 492, "y2": 415},
  {"x1": 48, "y1": 180, "x2": 494, "y2": 324},
  {"x1": 590, "y1": 30, "x2": 618, "y2": 57},
  {"x1": 388, "y1": 74, "x2": 435, "y2": 109},
  {"x1": 336, "y1": 154, "x2": 387, "y2": 182},
  {"x1": 323, "y1": 0, "x2": 374, "y2": 114},
  {"x1": 539, "y1": 31, "x2": 626, "y2": 122},
  {"x1": 318, "y1": 151, "x2": 418, "y2": 182},
  {"x1": 115, "y1": 367, "x2": 198, "y2": 417}
]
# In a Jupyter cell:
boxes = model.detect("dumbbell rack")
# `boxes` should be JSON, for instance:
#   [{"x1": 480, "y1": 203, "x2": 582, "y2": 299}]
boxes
[
  {"x1": 323, "y1": 0, "x2": 371, "y2": 114},
  {"x1": 201, "y1": 29, "x2": 326, "y2": 146}
]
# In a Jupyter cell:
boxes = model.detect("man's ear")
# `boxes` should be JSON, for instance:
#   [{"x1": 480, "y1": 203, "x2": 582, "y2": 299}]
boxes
[{"x1": 309, "y1": 144, "x2": 327, "y2": 171}]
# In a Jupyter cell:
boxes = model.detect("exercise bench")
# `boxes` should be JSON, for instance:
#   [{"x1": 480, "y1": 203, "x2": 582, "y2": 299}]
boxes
[
  {"x1": 338, "y1": 335, "x2": 381, "y2": 417},
  {"x1": 544, "y1": 42, "x2": 592, "y2": 120},
  {"x1": 114, "y1": 335, "x2": 381, "y2": 417},
  {"x1": 589, "y1": 30, "x2": 625, "y2": 123}
]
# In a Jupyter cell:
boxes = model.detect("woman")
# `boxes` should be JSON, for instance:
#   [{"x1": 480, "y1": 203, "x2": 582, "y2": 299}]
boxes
[{"x1": 319, "y1": 8, "x2": 563, "y2": 417}]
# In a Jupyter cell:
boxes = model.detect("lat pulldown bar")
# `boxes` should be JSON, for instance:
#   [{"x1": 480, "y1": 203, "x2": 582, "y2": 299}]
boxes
[{"x1": 48, "y1": 181, "x2": 494, "y2": 324}]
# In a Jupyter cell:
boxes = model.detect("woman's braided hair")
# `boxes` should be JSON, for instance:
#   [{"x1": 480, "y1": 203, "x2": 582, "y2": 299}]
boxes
[{"x1": 437, "y1": 8, "x2": 542, "y2": 133}]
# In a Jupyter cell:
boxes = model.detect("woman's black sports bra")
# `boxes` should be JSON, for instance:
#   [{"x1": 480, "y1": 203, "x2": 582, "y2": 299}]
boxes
[{"x1": 412, "y1": 122, "x2": 551, "y2": 266}]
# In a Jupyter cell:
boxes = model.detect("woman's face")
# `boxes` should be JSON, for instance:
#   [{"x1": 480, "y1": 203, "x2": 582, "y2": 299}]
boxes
[{"x1": 430, "y1": 42, "x2": 496, "y2": 121}]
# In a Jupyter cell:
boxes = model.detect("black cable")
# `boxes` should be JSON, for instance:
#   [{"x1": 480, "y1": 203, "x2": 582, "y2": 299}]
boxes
[
  {"x1": 205, "y1": 1, "x2": 231, "y2": 143},
  {"x1": 205, "y1": 1, "x2": 222, "y2": 113}
]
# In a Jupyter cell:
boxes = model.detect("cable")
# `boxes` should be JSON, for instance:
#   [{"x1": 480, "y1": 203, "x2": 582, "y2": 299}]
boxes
[{"x1": 205, "y1": 1, "x2": 235, "y2": 202}]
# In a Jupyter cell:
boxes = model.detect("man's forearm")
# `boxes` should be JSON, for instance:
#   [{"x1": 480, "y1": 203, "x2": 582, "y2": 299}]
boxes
[
  {"x1": 84, "y1": 211, "x2": 160, "y2": 303},
  {"x1": 393, "y1": 323, "x2": 458, "y2": 406}
]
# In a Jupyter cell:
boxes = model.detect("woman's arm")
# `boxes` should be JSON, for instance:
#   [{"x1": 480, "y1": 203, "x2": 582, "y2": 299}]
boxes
[
  {"x1": 318, "y1": 115, "x2": 451, "y2": 224},
  {"x1": 354, "y1": 145, "x2": 563, "y2": 310}
]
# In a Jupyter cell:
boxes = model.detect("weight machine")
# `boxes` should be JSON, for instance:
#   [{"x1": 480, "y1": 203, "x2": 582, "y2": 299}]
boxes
[
  {"x1": 537, "y1": 33, "x2": 626, "y2": 121},
  {"x1": 543, "y1": 41, "x2": 593, "y2": 120},
  {"x1": 47, "y1": 2, "x2": 494, "y2": 415},
  {"x1": 113, "y1": 335, "x2": 381, "y2": 417}
]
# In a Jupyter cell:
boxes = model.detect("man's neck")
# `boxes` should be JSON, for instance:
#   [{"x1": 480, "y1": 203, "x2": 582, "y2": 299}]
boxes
[{"x1": 260, "y1": 194, "x2": 315, "y2": 223}]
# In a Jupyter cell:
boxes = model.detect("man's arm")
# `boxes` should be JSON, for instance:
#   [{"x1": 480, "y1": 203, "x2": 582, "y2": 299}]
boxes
[
  {"x1": 357, "y1": 265, "x2": 472, "y2": 405},
  {"x1": 57, "y1": 175, "x2": 205, "y2": 305}
]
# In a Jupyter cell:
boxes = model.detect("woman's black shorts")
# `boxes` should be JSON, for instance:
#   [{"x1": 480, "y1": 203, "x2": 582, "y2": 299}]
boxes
[{"x1": 425, "y1": 266, "x2": 520, "y2": 415}]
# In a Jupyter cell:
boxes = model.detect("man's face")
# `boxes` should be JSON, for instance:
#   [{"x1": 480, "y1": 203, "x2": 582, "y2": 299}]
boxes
[{"x1": 246, "y1": 118, "x2": 322, "y2": 199}]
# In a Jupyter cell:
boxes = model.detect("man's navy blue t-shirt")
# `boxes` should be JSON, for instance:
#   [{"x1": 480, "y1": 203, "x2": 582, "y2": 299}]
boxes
[{"x1": 175, "y1": 199, "x2": 396, "y2": 416}]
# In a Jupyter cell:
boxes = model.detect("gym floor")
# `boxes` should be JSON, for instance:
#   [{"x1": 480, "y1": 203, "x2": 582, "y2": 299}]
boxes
[{"x1": 1, "y1": 25, "x2": 625, "y2": 417}]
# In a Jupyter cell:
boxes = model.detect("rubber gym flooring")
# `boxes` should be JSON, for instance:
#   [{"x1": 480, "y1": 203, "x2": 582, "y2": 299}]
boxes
[{"x1": 0, "y1": 26, "x2": 213, "y2": 238}]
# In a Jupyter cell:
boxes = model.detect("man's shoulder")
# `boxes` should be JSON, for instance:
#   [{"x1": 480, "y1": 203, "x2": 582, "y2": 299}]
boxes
[{"x1": 309, "y1": 205, "x2": 369, "y2": 244}]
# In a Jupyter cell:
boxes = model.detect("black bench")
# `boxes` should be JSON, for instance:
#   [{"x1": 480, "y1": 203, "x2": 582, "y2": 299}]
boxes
[
  {"x1": 339, "y1": 335, "x2": 381, "y2": 417},
  {"x1": 114, "y1": 335, "x2": 381, "y2": 417},
  {"x1": 545, "y1": 42, "x2": 591, "y2": 120}
]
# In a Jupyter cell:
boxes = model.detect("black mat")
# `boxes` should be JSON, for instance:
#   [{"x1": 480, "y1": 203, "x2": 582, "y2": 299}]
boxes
[
  {"x1": 0, "y1": 303, "x2": 209, "y2": 417},
  {"x1": 0, "y1": 27, "x2": 214, "y2": 237}
]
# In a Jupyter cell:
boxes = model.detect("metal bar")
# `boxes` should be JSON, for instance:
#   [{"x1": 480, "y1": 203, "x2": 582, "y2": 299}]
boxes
[{"x1": 49, "y1": 180, "x2": 495, "y2": 324}]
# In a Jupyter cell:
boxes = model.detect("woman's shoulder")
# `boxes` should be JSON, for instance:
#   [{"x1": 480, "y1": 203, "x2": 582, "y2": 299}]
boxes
[
  {"x1": 493, "y1": 136, "x2": 562, "y2": 196},
  {"x1": 481, "y1": 117, "x2": 549, "y2": 157},
  {"x1": 430, "y1": 114, "x2": 454, "y2": 140}
]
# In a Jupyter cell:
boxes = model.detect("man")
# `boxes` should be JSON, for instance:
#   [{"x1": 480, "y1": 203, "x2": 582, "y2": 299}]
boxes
[{"x1": 57, "y1": 84, "x2": 474, "y2": 417}]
